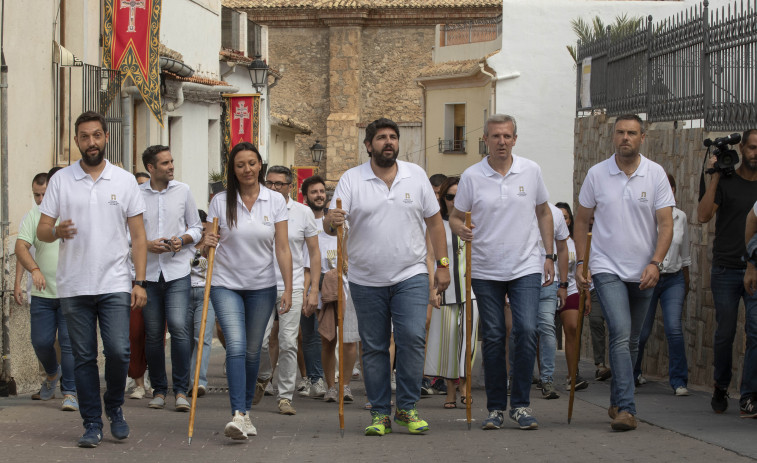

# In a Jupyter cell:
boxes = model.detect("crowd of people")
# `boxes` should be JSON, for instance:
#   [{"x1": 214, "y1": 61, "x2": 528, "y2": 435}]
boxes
[{"x1": 12, "y1": 109, "x2": 757, "y2": 448}]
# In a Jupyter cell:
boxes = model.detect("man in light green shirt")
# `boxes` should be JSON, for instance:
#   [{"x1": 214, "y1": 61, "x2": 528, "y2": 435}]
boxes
[{"x1": 14, "y1": 167, "x2": 78, "y2": 411}]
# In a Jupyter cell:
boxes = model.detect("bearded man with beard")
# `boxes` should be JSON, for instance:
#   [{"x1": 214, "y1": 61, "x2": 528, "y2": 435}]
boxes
[
  {"x1": 37, "y1": 111, "x2": 148, "y2": 448},
  {"x1": 323, "y1": 117, "x2": 450, "y2": 436}
]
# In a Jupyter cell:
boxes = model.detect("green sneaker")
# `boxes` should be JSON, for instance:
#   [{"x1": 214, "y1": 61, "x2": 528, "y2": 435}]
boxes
[
  {"x1": 365, "y1": 412, "x2": 392, "y2": 436},
  {"x1": 394, "y1": 407, "x2": 429, "y2": 434}
]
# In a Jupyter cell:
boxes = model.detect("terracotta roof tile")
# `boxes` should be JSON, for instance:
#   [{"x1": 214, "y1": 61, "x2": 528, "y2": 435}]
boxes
[
  {"x1": 223, "y1": 0, "x2": 500, "y2": 9},
  {"x1": 271, "y1": 112, "x2": 312, "y2": 134},
  {"x1": 163, "y1": 72, "x2": 230, "y2": 87},
  {"x1": 416, "y1": 51, "x2": 498, "y2": 78}
]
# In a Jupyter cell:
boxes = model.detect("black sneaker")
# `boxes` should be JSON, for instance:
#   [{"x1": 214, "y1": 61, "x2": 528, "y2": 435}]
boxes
[
  {"x1": 575, "y1": 375, "x2": 589, "y2": 391},
  {"x1": 420, "y1": 377, "x2": 434, "y2": 396},
  {"x1": 78, "y1": 424, "x2": 103, "y2": 448},
  {"x1": 106, "y1": 406, "x2": 130, "y2": 440},
  {"x1": 431, "y1": 377, "x2": 447, "y2": 394},
  {"x1": 535, "y1": 379, "x2": 543, "y2": 390},
  {"x1": 740, "y1": 396, "x2": 757, "y2": 418},
  {"x1": 541, "y1": 382, "x2": 559, "y2": 399},
  {"x1": 711, "y1": 386, "x2": 729, "y2": 414}
]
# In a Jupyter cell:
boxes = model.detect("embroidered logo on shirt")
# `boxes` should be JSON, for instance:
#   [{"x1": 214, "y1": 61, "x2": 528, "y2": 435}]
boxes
[
  {"x1": 403, "y1": 193, "x2": 413, "y2": 204},
  {"x1": 107, "y1": 194, "x2": 120, "y2": 206},
  {"x1": 638, "y1": 192, "x2": 648, "y2": 203},
  {"x1": 517, "y1": 186, "x2": 527, "y2": 197}
]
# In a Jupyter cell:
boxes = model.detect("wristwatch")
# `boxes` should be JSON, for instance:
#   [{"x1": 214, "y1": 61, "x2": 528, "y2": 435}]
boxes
[
  {"x1": 134, "y1": 280, "x2": 147, "y2": 288},
  {"x1": 650, "y1": 261, "x2": 663, "y2": 272},
  {"x1": 545, "y1": 254, "x2": 557, "y2": 261},
  {"x1": 558, "y1": 281, "x2": 569, "y2": 289},
  {"x1": 436, "y1": 257, "x2": 450, "y2": 269}
]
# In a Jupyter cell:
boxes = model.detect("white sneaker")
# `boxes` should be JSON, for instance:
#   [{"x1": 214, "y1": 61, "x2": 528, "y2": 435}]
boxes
[
  {"x1": 296, "y1": 377, "x2": 310, "y2": 392},
  {"x1": 352, "y1": 367, "x2": 361, "y2": 379},
  {"x1": 125, "y1": 377, "x2": 136, "y2": 391},
  {"x1": 675, "y1": 386, "x2": 690, "y2": 396},
  {"x1": 264, "y1": 382, "x2": 276, "y2": 396},
  {"x1": 310, "y1": 378, "x2": 327, "y2": 398},
  {"x1": 243, "y1": 411, "x2": 257, "y2": 436},
  {"x1": 129, "y1": 386, "x2": 146, "y2": 400},
  {"x1": 224, "y1": 411, "x2": 247, "y2": 440},
  {"x1": 144, "y1": 372, "x2": 151, "y2": 391},
  {"x1": 324, "y1": 386, "x2": 338, "y2": 402},
  {"x1": 298, "y1": 383, "x2": 312, "y2": 397},
  {"x1": 343, "y1": 385, "x2": 354, "y2": 402}
]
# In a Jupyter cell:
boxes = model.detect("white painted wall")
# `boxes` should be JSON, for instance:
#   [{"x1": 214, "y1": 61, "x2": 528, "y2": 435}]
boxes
[
  {"x1": 490, "y1": 0, "x2": 733, "y2": 205},
  {"x1": 161, "y1": 0, "x2": 222, "y2": 79}
]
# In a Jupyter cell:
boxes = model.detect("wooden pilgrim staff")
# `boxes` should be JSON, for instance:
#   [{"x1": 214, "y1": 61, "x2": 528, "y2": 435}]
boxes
[
  {"x1": 567, "y1": 232, "x2": 592, "y2": 424},
  {"x1": 464, "y1": 212, "x2": 473, "y2": 430},
  {"x1": 188, "y1": 218, "x2": 219, "y2": 445},
  {"x1": 336, "y1": 198, "x2": 345, "y2": 437}
]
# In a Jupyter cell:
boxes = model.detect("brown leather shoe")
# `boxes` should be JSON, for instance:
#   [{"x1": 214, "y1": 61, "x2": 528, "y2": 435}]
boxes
[
  {"x1": 608, "y1": 406, "x2": 618, "y2": 419},
  {"x1": 611, "y1": 411, "x2": 637, "y2": 431},
  {"x1": 253, "y1": 378, "x2": 269, "y2": 406}
]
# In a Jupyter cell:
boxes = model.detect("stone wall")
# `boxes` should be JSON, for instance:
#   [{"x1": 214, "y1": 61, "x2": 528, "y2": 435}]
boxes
[
  {"x1": 267, "y1": 24, "x2": 434, "y2": 184},
  {"x1": 574, "y1": 114, "x2": 746, "y2": 389}
]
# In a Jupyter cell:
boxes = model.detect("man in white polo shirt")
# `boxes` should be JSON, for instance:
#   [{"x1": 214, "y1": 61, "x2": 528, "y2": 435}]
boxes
[
  {"x1": 139, "y1": 145, "x2": 202, "y2": 412},
  {"x1": 38, "y1": 111, "x2": 147, "y2": 448},
  {"x1": 254, "y1": 165, "x2": 319, "y2": 416},
  {"x1": 450, "y1": 113, "x2": 555, "y2": 431},
  {"x1": 324, "y1": 117, "x2": 450, "y2": 436},
  {"x1": 574, "y1": 114, "x2": 674, "y2": 431}
]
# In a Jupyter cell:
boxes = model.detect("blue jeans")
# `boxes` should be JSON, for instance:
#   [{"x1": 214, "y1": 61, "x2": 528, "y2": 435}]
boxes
[
  {"x1": 61, "y1": 292, "x2": 131, "y2": 428},
  {"x1": 350, "y1": 273, "x2": 429, "y2": 415},
  {"x1": 210, "y1": 285, "x2": 276, "y2": 414},
  {"x1": 300, "y1": 311, "x2": 323, "y2": 382},
  {"x1": 473, "y1": 273, "x2": 541, "y2": 411},
  {"x1": 143, "y1": 274, "x2": 192, "y2": 396},
  {"x1": 30, "y1": 296, "x2": 76, "y2": 395},
  {"x1": 710, "y1": 266, "x2": 757, "y2": 398},
  {"x1": 188, "y1": 286, "x2": 215, "y2": 388},
  {"x1": 593, "y1": 273, "x2": 653, "y2": 415},
  {"x1": 537, "y1": 282, "x2": 558, "y2": 382},
  {"x1": 634, "y1": 270, "x2": 688, "y2": 390}
]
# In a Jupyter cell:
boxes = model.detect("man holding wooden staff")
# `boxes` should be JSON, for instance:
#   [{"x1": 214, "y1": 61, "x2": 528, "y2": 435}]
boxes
[
  {"x1": 574, "y1": 114, "x2": 674, "y2": 431},
  {"x1": 450, "y1": 114, "x2": 554, "y2": 431},
  {"x1": 324, "y1": 117, "x2": 449, "y2": 436}
]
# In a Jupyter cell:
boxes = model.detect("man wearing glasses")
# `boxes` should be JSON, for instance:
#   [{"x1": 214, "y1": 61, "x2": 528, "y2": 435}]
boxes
[
  {"x1": 139, "y1": 145, "x2": 203, "y2": 412},
  {"x1": 255, "y1": 166, "x2": 320, "y2": 415}
]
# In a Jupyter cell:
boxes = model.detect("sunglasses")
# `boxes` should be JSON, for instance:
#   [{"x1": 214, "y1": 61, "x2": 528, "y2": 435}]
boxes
[{"x1": 444, "y1": 194, "x2": 456, "y2": 201}]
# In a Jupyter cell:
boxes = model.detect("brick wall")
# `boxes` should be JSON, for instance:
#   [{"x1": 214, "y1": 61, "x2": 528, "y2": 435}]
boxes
[{"x1": 574, "y1": 114, "x2": 747, "y2": 389}]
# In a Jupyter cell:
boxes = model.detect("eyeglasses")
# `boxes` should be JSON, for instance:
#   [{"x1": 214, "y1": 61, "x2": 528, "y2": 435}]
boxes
[
  {"x1": 192, "y1": 249, "x2": 202, "y2": 267},
  {"x1": 265, "y1": 181, "x2": 291, "y2": 189},
  {"x1": 444, "y1": 194, "x2": 456, "y2": 201}
]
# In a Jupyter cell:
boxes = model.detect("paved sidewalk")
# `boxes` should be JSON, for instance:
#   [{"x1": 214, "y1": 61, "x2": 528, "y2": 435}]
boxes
[{"x1": 0, "y1": 344, "x2": 755, "y2": 462}]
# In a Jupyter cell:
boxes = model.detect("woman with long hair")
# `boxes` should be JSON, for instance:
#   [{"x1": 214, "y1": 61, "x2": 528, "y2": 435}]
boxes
[
  {"x1": 424, "y1": 176, "x2": 479, "y2": 408},
  {"x1": 205, "y1": 142, "x2": 293, "y2": 439}
]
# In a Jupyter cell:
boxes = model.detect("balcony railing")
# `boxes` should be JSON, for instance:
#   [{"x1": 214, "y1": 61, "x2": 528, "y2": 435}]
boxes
[{"x1": 439, "y1": 139, "x2": 467, "y2": 153}]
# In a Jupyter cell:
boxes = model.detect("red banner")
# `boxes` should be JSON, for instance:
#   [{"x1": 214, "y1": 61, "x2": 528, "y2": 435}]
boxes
[
  {"x1": 223, "y1": 94, "x2": 260, "y2": 151},
  {"x1": 103, "y1": 0, "x2": 163, "y2": 125},
  {"x1": 292, "y1": 166, "x2": 319, "y2": 204}
]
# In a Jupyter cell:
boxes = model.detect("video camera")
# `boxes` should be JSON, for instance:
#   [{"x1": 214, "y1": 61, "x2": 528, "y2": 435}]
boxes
[{"x1": 704, "y1": 133, "x2": 742, "y2": 176}]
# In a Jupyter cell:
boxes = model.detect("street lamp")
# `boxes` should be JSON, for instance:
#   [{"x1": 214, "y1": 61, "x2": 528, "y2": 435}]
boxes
[
  {"x1": 310, "y1": 140, "x2": 325, "y2": 165},
  {"x1": 247, "y1": 54, "x2": 269, "y2": 93}
]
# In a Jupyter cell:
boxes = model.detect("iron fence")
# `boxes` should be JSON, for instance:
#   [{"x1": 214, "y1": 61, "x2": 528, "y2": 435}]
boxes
[
  {"x1": 441, "y1": 15, "x2": 502, "y2": 46},
  {"x1": 82, "y1": 64, "x2": 123, "y2": 164},
  {"x1": 438, "y1": 139, "x2": 466, "y2": 153},
  {"x1": 576, "y1": 0, "x2": 757, "y2": 131}
]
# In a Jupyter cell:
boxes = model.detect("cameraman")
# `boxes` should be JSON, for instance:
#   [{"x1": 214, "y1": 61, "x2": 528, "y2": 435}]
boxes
[{"x1": 698, "y1": 129, "x2": 757, "y2": 417}]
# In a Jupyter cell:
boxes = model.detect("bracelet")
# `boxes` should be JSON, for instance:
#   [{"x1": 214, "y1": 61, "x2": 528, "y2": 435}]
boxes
[
  {"x1": 52, "y1": 225, "x2": 57, "y2": 240},
  {"x1": 576, "y1": 260, "x2": 584, "y2": 266},
  {"x1": 30, "y1": 267, "x2": 40, "y2": 272},
  {"x1": 179, "y1": 236, "x2": 185, "y2": 246}
]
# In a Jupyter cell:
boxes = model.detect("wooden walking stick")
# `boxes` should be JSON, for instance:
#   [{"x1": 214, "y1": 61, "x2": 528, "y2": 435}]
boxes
[
  {"x1": 464, "y1": 212, "x2": 473, "y2": 430},
  {"x1": 188, "y1": 218, "x2": 219, "y2": 445},
  {"x1": 336, "y1": 199, "x2": 345, "y2": 438},
  {"x1": 568, "y1": 232, "x2": 592, "y2": 424}
]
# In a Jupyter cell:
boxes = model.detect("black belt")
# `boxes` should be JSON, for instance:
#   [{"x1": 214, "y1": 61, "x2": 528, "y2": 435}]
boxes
[{"x1": 660, "y1": 269, "x2": 681, "y2": 276}]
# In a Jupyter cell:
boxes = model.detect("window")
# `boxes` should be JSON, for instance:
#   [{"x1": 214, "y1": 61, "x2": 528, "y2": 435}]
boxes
[
  {"x1": 221, "y1": 7, "x2": 241, "y2": 50},
  {"x1": 247, "y1": 20, "x2": 262, "y2": 58},
  {"x1": 439, "y1": 103, "x2": 466, "y2": 153}
]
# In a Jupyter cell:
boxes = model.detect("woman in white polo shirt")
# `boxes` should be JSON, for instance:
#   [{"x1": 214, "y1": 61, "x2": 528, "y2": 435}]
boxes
[{"x1": 205, "y1": 142, "x2": 293, "y2": 440}]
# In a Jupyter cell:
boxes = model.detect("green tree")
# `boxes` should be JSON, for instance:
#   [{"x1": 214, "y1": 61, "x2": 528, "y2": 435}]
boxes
[{"x1": 567, "y1": 14, "x2": 644, "y2": 63}]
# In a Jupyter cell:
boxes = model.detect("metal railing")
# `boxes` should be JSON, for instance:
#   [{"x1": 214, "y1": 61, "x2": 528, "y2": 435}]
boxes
[
  {"x1": 82, "y1": 64, "x2": 123, "y2": 165},
  {"x1": 576, "y1": 0, "x2": 757, "y2": 131},
  {"x1": 438, "y1": 139, "x2": 467, "y2": 153},
  {"x1": 441, "y1": 15, "x2": 502, "y2": 47}
]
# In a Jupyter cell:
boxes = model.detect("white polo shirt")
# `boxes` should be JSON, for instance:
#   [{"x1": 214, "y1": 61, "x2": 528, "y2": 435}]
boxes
[
  {"x1": 330, "y1": 160, "x2": 439, "y2": 286},
  {"x1": 578, "y1": 154, "x2": 675, "y2": 282},
  {"x1": 208, "y1": 187, "x2": 288, "y2": 291},
  {"x1": 455, "y1": 155, "x2": 550, "y2": 281},
  {"x1": 536, "y1": 203, "x2": 570, "y2": 279},
  {"x1": 140, "y1": 180, "x2": 202, "y2": 282},
  {"x1": 39, "y1": 160, "x2": 146, "y2": 298},
  {"x1": 273, "y1": 198, "x2": 318, "y2": 291}
]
